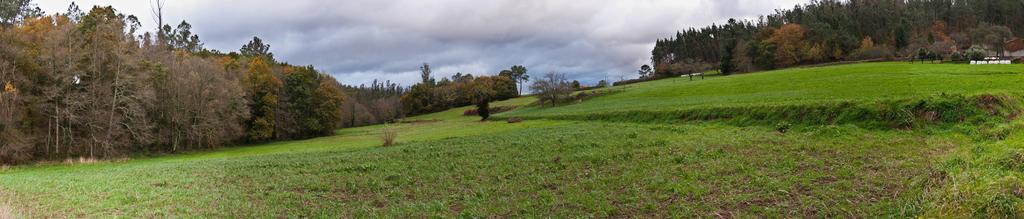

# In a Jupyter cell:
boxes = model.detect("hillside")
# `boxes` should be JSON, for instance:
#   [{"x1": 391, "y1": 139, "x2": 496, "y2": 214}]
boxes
[
  {"x1": 506, "y1": 62, "x2": 1024, "y2": 119},
  {"x1": 2, "y1": 62, "x2": 1024, "y2": 217}
]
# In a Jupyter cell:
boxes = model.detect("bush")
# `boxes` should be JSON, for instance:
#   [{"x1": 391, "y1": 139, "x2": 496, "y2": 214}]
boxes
[
  {"x1": 950, "y1": 51, "x2": 966, "y2": 62},
  {"x1": 381, "y1": 124, "x2": 397, "y2": 147},
  {"x1": 966, "y1": 47, "x2": 986, "y2": 61},
  {"x1": 848, "y1": 46, "x2": 893, "y2": 61},
  {"x1": 775, "y1": 122, "x2": 792, "y2": 133}
]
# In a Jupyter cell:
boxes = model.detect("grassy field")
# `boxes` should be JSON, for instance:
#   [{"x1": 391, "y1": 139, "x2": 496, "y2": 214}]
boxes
[
  {"x1": 2, "y1": 62, "x2": 1023, "y2": 217},
  {"x1": 505, "y1": 62, "x2": 1024, "y2": 118}
]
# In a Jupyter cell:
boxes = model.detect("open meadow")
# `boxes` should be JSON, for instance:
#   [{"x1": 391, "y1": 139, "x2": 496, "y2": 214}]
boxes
[{"x1": 2, "y1": 62, "x2": 1024, "y2": 217}]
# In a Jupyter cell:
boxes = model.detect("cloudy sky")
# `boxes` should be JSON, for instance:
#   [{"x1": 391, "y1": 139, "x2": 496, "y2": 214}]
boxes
[{"x1": 36, "y1": 0, "x2": 805, "y2": 86}]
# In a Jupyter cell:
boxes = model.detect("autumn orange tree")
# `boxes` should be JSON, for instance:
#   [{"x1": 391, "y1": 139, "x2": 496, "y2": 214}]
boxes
[
  {"x1": 401, "y1": 64, "x2": 518, "y2": 116},
  {"x1": 769, "y1": 24, "x2": 807, "y2": 67},
  {"x1": 0, "y1": 2, "x2": 377, "y2": 164}
]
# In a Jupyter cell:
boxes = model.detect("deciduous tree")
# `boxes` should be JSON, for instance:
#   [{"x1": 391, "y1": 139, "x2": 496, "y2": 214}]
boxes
[
  {"x1": 769, "y1": 24, "x2": 806, "y2": 67},
  {"x1": 244, "y1": 57, "x2": 281, "y2": 142}
]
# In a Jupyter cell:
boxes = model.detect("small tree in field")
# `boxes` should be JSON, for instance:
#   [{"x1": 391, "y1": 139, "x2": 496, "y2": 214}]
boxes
[{"x1": 530, "y1": 72, "x2": 572, "y2": 107}]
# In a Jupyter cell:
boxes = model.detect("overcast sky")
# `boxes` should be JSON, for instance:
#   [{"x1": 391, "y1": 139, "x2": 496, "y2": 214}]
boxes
[{"x1": 36, "y1": 0, "x2": 806, "y2": 86}]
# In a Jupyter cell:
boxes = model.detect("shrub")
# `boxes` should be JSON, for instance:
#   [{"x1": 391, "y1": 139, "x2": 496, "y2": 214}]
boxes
[
  {"x1": 775, "y1": 122, "x2": 792, "y2": 133},
  {"x1": 966, "y1": 47, "x2": 986, "y2": 61},
  {"x1": 946, "y1": 51, "x2": 962, "y2": 61},
  {"x1": 381, "y1": 124, "x2": 397, "y2": 147},
  {"x1": 848, "y1": 46, "x2": 893, "y2": 61},
  {"x1": 475, "y1": 101, "x2": 491, "y2": 121}
]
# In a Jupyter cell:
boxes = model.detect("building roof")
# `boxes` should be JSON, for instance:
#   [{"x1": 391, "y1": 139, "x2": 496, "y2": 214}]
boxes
[{"x1": 1007, "y1": 38, "x2": 1024, "y2": 52}]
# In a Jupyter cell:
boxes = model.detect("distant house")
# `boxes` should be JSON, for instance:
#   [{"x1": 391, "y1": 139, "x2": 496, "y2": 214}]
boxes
[
  {"x1": 974, "y1": 39, "x2": 1024, "y2": 58},
  {"x1": 1005, "y1": 38, "x2": 1024, "y2": 57}
]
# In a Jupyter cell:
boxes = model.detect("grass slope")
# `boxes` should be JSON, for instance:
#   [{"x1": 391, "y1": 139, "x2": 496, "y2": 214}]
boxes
[
  {"x1": 1, "y1": 62, "x2": 1023, "y2": 217},
  {"x1": 505, "y1": 62, "x2": 1024, "y2": 118}
]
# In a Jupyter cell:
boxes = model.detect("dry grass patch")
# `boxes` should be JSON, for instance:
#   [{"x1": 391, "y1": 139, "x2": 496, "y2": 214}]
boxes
[
  {"x1": 58, "y1": 157, "x2": 128, "y2": 165},
  {"x1": 381, "y1": 124, "x2": 398, "y2": 147},
  {"x1": 64, "y1": 157, "x2": 100, "y2": 164},
  {"x1": 0, "y1": 204, "x2": 13, "y2": 219},
  {"x1": 0, "y1": 190, "x2": 17, "y2": 219}
]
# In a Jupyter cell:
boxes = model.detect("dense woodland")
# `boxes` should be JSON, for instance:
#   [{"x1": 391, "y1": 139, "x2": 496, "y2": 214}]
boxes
[
  {"x1": 342, "y1": 80, "x2": 405, "y2": 127},
  {"x1": 0, "y1": 2, "x2": 401, "y2": 163},
  {"x1": 652, "y1": 0, "x2": 1024, "y2": 76}
]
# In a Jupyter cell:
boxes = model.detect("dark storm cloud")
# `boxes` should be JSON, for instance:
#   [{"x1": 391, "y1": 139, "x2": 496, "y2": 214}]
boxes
[{"x1": 37, "y1": 0, "x2": 806, "y2": 86}]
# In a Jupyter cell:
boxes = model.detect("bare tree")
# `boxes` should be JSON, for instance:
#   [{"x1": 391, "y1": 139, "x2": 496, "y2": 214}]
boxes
[
  {"x1": 529, "y1": 72, "x2": 572, "y2": 107},
  {"x1": 150, "y1": 0, "x2": 165, "y2": 31}
]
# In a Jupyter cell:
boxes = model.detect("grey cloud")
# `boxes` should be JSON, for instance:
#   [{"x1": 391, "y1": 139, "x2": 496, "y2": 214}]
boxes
[{"x1": 38, "y1": 0, "x2": 807, "y2": 86}]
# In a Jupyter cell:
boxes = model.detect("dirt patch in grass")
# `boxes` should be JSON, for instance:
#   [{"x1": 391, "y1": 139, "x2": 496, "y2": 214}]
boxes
[{"x1": 0, "y1": 204, "x2": 12, "y2": 219}]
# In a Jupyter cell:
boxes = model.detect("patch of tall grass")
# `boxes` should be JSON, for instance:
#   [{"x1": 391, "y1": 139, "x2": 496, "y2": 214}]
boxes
[{"x1": 381, "y1": 124, "x2": 398, "y2": 147}]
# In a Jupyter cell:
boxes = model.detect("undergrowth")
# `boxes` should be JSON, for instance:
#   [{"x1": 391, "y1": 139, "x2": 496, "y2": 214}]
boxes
[{"x1": 920, "y1": 118, "x2": 1024, "y2": 217}]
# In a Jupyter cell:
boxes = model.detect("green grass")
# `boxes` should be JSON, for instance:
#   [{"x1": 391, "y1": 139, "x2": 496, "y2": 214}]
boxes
[
  {"x1": 2, "y1": 62, "x2": 1024, "y2": 217},
  {"x1": 504, "y1": 62, "x2": 1024, "y2": 118},
  {"x1": 0, "y1": 121, "x2": 965, "y2": 217}
]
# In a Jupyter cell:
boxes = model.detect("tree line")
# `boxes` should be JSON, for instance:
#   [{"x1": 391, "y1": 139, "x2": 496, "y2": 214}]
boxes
[
  {"x1": 400, "y1": 63, "x2": 524, "y2": 117},
  {"x1": 341, "y1": 80, "x2": 405, "y2": 127},
  {"x1": 650, "y1": 0, "x2": 1023, "y2": 77},
  {"x1": 0, "y1": 2, "x2": 395, "y2": 164}
]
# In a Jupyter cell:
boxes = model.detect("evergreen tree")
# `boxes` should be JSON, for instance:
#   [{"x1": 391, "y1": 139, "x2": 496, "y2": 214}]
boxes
[
  {"x1": 240, "y1": 36, "x2": 274, "y2": 61},
  {"x1": 509, "y1": 65, "x2": 529, "y2": 95}
]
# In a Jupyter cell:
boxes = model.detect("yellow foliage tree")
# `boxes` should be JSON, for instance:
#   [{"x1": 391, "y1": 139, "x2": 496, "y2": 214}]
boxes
[
  {"x1": 243, "y1": 57, "x2": 282, "y2": 141},
  {"x1": 859, "y1": 36, "x2": 875, "y2": 51}
]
